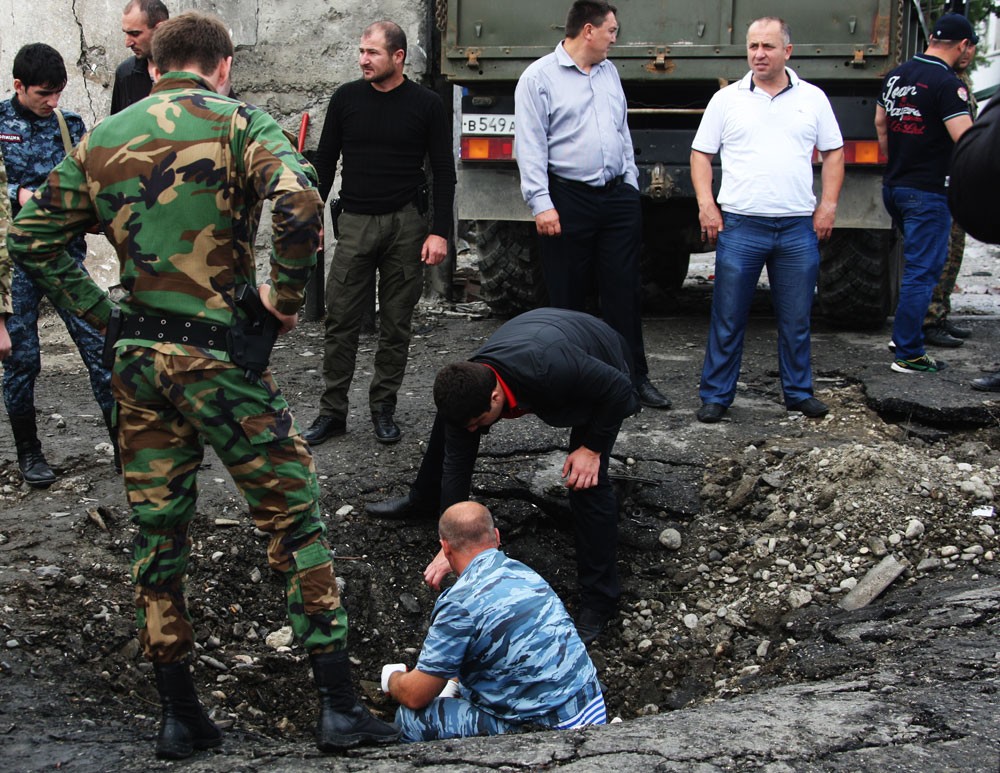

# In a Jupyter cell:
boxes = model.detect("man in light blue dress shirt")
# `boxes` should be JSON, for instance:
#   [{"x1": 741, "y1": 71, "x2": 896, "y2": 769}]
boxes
[{"x1": 514, "y1": 0, "x2": 670, "y2": 410}]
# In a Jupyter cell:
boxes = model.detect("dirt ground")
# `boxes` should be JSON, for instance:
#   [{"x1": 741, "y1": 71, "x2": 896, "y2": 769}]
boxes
[{"x1": 2, "y1": 244, "x2": 1000, "y2": 770}]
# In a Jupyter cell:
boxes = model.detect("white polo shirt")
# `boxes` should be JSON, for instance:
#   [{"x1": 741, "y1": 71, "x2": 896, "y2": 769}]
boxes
[{"x1": 691, "y1": 69, "x2": 843, "y2": 217}]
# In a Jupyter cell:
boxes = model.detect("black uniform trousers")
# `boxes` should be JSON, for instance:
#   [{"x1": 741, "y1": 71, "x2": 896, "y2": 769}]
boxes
[
  {"x1": 412, "y1": 412, "x2": 621, "y2": 616},
  {"x1": 538, "y1": 176, "x2": 648, "y2": 381}
]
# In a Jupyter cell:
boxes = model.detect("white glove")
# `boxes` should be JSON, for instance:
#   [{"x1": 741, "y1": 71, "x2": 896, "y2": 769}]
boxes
[
  {"x1": 437, "y1": 679, "x2": 461, "y2": 699},
  {"x1": 381, "y1": 663, "x2": 407, "y2": 693}
]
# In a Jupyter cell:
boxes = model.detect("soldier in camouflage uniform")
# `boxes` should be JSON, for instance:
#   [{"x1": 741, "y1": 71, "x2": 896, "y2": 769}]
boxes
[
  {"x1": 382, "y1": 502, "x2": 606, "y2": 742},
  {"x1": 0, "y1": 42, "x2": 116, "y2": 488},
  {"x1": 923, "y1": 54, "x2": 979, "y2": 347},
  {"x1": 0, "y1": 150, "x2": 11, "y2": 360},
  {"x1": 8, "y1": 11, "x2": 398, "y2": 759}
]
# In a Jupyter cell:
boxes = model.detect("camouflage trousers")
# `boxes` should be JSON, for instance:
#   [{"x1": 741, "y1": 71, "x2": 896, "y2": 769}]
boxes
[
  {"x1": 924, "y1": 221, "x2": 966, "y2": 326},
  {"x1": 3, "y1": 262, "x2": 113, "y2": 416},
  {"x1": 113, "y1": 346, "x2": 346, "y2": 663}
]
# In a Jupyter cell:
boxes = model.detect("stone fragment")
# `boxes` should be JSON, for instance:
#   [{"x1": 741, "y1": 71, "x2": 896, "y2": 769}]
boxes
[
  {"x1": 658, "y1": 528, "x2": 682, "y2": 550},
  {"x1": 265, "y1": 626, "x2": 294, "y2": 649},
  {"x1": 788, "y1": 589, "x2": 812, "y2": 609},
  {"x1": 839, "y1": 555, "x2": 906, "y2": 611},
  {"x1": 683, "y1": 613, "x2": 699, "y2": 629},
  {"x1": 905, "y1": 519, "x2": 925, "y2": 539}
]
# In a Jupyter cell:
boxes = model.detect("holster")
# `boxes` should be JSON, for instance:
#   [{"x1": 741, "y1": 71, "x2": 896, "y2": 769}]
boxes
[
  {"x1": 227, "y1": 285, "x2": 279, "y2": 383},
  {"x1": 415, "y1": 183, "x2": 429, "y2": 215},
  {"x1": 101, "y1": 307, "x2": 123, "y2": 369},
  {"x1": 329, "y1": 198, "x2": 343, "y2": 240}
]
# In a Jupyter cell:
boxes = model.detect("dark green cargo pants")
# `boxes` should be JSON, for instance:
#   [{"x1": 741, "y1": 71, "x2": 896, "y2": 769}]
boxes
[{"x1": 319, "y1": 204, "x2": 427, "y2": 420}]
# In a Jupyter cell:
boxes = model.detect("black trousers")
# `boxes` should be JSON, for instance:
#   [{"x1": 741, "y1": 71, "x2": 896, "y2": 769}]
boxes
[
  {"x1": 538, "y1": 177, "x2": 648, "y2": 380},
  {"x1": 412, "y1": 412, "x2": 621, "y2": 615}
]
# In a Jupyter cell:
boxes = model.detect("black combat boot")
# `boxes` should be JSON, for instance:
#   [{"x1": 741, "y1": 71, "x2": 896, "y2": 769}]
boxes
[
  {"x1": 311, "y1": 650, "x2": 400, "y2": 751},
  {"x1": 152, "y1": 661, "x2": 223, "y2": 759},
  {"x1": 9, "y1": 412, "x2": 56, "y2": 489},
  {"x1": 102, "y1": 407, "x2": 122, "y2": 473}
]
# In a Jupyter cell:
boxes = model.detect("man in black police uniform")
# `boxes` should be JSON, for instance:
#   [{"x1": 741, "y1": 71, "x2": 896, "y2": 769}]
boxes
[{"x1": 367, "y1": 307, "x2": 640, "y2": 645}]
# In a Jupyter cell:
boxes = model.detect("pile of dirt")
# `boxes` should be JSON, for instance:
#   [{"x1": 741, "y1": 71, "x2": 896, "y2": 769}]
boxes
[{"x1": 1, "y1": 309, "x2": 997, "y2": 761}]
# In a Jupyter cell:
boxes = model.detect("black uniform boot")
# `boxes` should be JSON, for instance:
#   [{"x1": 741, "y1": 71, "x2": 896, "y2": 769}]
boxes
[
  {"x1": 102, "y1": 407, "x2": 122, "y2": 473},
  {"x1": 152, "y1": 661, "x2": 223, "y2": 759},
  {"x1": 9, "y1": 412, "x2": 56, "y2": 489},
  {"x1": 311, "y1": 650, "x2": 400, "y2": 751}
]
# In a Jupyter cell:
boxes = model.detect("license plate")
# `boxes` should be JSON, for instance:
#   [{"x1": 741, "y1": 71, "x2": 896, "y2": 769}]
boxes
[{"x1": 462, "y1": 113, "x2": 515, "y2": 135}]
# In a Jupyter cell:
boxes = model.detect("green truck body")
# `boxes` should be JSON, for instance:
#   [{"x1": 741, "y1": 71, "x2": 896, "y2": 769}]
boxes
[{"x1": 434, "y1": 0, "x2": 929, "y2": 325}]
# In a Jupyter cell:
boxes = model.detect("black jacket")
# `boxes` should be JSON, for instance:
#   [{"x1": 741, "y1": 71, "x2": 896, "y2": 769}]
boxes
[
  {"x1": 110, "y1": 56, "x2": 153, "y2": 115},
  {"x1": 472, "y1": 308, "x2": 640, "y2": 450}
]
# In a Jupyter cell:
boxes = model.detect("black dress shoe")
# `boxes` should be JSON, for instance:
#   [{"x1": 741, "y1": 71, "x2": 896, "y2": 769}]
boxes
[
  {"x1": 971, "y1": 373, "x2": 1000, "y2": 392},
  {"x1": 941, "y1": 319, "x2": 971, "y2": 339},
  {"x1": 371, "y1": 408, "x2": 401, "y2": 444},
  {"x1": 575, "y1": 608, "x2": 613, "y2": 646},
  {"x1": 787, "y1": 397, "x2": 829, "y2": 418},
  {"x1": 636, "y1": 378, "x2": 671, "y2": 409},
  {"x1": 696, "y1": 403, "x2": 727, "y2": 423},
  {"x1": 365, "y1": 491, "x2": 431, "y2": 519},
  {"x1": 922, "y1": 324, "x2": 964, "y2": 348},
  {"x1": 303, "y1": 414, "x2": 346, "y2": 446}
]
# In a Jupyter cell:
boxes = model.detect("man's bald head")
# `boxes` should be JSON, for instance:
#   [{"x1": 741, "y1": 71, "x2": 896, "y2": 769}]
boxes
[{"x1": 439, "y1": 502, "x2": 498, "y2": 554}]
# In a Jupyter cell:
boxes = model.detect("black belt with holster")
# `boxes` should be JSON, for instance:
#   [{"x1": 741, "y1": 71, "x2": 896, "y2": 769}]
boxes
[{"x1": 108, "y1": 286, "x2": 278, "y2": 383}]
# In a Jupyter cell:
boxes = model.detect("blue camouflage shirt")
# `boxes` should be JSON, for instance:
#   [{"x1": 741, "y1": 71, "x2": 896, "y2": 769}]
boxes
[
  {"x1": 416, "y1": 548, "x2": 602, "y2": 725},
  {"x1": 0, "y1": 96, "x2": 86, "y2": 262}
]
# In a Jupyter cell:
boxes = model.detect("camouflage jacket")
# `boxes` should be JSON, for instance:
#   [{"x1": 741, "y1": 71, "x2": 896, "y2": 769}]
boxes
[
  {"x1": 7, "y1": 72, "x2": 322, "y2": 358},
  {"x1": 0, "y1": 149, "x2": 10, "y2": 315},
  {"x1": 0, "y1": 96, "x2": 87, "y2": 264}
]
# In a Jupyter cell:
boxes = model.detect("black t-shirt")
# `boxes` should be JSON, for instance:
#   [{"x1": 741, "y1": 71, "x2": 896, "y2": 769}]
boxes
[
  {"x1": 312, "y1": 77, "x2": 456, "y2": 237},
  {"x1": 878, "y1": 54, "x2": 971, "y2": 193}
]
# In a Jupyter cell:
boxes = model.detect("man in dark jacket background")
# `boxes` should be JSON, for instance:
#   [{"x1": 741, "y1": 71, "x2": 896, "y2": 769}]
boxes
[{"x1": 366, "y1": 307, "x2": 640, "y2": 645}]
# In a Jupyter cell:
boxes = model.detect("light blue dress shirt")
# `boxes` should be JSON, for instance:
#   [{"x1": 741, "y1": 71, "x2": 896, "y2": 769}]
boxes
[{"x1": 514, "y1": 42, "x2": 639, "y2": 216}]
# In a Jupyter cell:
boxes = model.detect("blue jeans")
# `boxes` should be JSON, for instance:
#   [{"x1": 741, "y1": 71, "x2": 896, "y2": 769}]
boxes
[
  {"x1": 700, "y1": 214, "x2": 820, "y2": 408},
  {"x1": 883, "y1": 186, "x2": 951, "y2": 360}
]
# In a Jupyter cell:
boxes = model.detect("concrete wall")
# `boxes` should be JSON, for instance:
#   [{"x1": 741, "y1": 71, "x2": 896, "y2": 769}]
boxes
[
  {"x1": 0, "y1": 0, "x2": 432, "y2": 141},
  {"x1": 0, "y1": 0, "x2": 434, "y2": 287}
]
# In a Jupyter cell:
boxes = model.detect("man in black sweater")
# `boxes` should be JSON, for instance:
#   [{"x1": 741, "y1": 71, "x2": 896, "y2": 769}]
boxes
[
  {"x1": 111, "y1": 0, "x2": 169, "y2": 114},
  {"x1": 304, "y1": 20, "x2": 456, "y2": 446},
  {"x1": 367, "y1": 307, "x2": 641, "y2": 645}
]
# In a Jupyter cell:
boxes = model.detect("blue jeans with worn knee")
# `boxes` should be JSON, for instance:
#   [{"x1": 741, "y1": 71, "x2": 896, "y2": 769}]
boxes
[
  {"x1": 700, "y1": 213, "x2": 820, "y2": 408},
  {"x1": 883, "y1": 186, "x2": 951, "y2": 361}
]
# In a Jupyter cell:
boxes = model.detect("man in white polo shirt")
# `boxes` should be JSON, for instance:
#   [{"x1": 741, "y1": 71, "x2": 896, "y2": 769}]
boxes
[{"x1": 690, "y1": 16, "x2": 844, "y2": 424}]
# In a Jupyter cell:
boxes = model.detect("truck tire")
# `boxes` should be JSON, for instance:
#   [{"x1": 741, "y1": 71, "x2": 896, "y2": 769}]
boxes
[
  {"x1": 476, "y1": 220, "x2": 548, "y2": 317},
  {"x1": 817, "y1": 228, "x2": 901, "y2": 330}
]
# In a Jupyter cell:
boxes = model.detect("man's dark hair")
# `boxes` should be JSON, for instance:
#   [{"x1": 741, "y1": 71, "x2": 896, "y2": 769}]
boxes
[
  {"x1": 12, "y1": 43, "x2": 67, "y2": 90},
  {"x1": 433, "y1": 362, "x2": 496, "y2": 425},
  {"x1": 565, "y1": 1, "x2": 617, "y2": 38},
  {"x1": 748, "y1": 16, "x2": 791, "y2": 46},
  {"x1": 124, "y1": 0, "x2": 170, "y2": 27},
  {"x1": 152, "y1": 11, "x2": 234, "y2": 76},
  {"x1": 363, "y1": 20, "x2": 407, "y2": 60}
]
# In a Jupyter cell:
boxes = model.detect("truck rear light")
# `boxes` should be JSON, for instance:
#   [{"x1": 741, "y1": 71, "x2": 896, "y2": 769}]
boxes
[
  {"x1": 461, "y1": 136, "x2": 514, "y2": 160},
  {"x1": 813, "y1": 140, "x2": 887, "y2": 165}
]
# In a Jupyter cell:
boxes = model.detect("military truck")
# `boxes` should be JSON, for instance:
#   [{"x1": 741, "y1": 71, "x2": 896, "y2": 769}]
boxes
[{"x1": 431, "y1": 0, "x2": 930, "y2": 327}]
